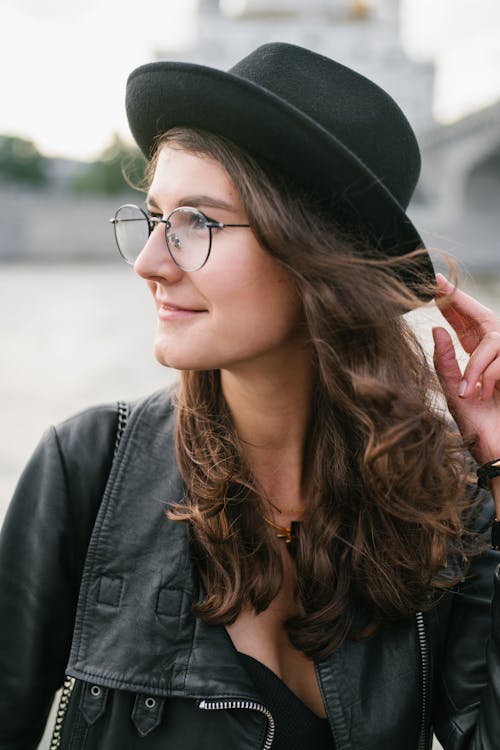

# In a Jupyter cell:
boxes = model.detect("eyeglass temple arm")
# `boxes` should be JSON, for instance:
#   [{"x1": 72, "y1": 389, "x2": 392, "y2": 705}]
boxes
[
  {"x1": 109, "y1": 216, "x2": 170, "y2": 226},
  {"x1": 205, "y1": 221, "x2": 251, "y2": 228},
  {"x1": 109, "y1": 217, "x2": 250, "y2": 228}
]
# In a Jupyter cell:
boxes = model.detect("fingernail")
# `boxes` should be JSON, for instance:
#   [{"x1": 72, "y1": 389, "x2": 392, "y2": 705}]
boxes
[{"x1": 458, "y1": 379, "x2": 467, "y2": 397}]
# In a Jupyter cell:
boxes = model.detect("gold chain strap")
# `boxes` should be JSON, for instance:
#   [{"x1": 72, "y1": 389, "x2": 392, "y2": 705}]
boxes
[{"x1": 49, "y1": 676, "x2": 75, "y2": 750}]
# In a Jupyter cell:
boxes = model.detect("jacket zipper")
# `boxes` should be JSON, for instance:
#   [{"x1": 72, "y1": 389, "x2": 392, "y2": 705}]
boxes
[
  {"x1": 47, "y1": 614, "x2": 428, "y2": 749},
  {"x1": 416, "y1": 611, "x2": 430, "y2": 750},
  {"x1": 199, "y1": 698, "x2": 276, "y2": 749},
  {"x1": 49, "y1": 676, "x2": 76, "y2": 749}
]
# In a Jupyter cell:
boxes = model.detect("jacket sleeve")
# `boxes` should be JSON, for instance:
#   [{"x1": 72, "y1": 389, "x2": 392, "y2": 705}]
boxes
[
  {"x1": 0, "y1": 404, "x2": 118, "y2": 750},
  {"x1": 433, "y1": 497, "x2": 500, "y2": 750}
]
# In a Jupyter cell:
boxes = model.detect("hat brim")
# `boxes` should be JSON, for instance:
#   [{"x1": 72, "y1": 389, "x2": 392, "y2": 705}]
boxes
[{"x1": 126, "y1": 62, "x2": 435, "y2": 297}]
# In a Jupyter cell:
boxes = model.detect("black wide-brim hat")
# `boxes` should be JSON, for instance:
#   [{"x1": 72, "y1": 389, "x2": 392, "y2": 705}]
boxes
[{"x1": 126, "y1": 42, "x2": 435, "y2": 296}]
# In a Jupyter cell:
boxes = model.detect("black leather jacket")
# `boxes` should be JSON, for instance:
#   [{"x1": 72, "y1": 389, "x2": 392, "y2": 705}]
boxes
[{"x1": 1, "y1": 388, "x2": 500, "y2": 750}]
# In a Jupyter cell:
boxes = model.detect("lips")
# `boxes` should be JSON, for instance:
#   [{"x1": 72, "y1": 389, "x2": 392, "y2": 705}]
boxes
[
  {"x1": 156, "y1": 299, "x2": 208, "y2": 321},
  {"x1": 157, "y1": 300, "x2": 206, "y2": 313}
]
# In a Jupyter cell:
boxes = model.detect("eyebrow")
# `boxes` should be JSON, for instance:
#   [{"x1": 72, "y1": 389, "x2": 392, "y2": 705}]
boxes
[{"x1": 146, "y1": 193, "x2": 238, "y2": 213}]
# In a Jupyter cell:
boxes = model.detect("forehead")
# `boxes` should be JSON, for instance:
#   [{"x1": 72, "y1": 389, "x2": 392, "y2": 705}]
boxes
[{"x1": 149, "y1": 144, "x2": 239, "y2": 204}]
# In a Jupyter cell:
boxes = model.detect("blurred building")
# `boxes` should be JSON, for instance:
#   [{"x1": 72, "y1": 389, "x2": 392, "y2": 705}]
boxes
[
  {"x1": 163, "y1": 0, "x2": 435, "y2": 135},
  {"x1": 410, "y1": 99, "x2": 500, "y2": 271},
  {"x1": 0, "y1": 0, "x2": 498, "y2": 271}
]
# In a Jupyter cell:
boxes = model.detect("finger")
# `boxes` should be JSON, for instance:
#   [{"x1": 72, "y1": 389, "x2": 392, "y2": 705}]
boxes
[
  {"x1": 462, "y1": 331, "x2": 500, "y2": 399},
  {"x1": 432, "y1": 326, "x2": 463, "y2": 403},
  {"x1": 480, "y1": 360, "x2": 500, "y2": 400},
  {"x1": 435, "y1": 278, "x2": 481, "y2": 354},
  {"x1": 435, "y1": 274, "x2": 496, "y2": 345},
  {"x1": 434, "y1": 276, "x2": 472, "y2": 330},
  {"x1": 436, "y1": 304, "x2": 479, "y2": 355}
]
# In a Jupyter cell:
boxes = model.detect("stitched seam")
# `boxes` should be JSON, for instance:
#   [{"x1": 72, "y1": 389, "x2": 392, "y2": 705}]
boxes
[
  {"x1": 69, "y1": 407, "x2": 129, "y2": 662},
  {"x1": 68, "y1": 665, "x2": 262, "y2": 700},
  {"x1": 65, "y1": 666, "x2": 254, "y2": 696},
  {"x1": 52, "y1": 426, "x2": 79, "y2": 597},
  {"x1": 96, "y1": 575, "x2": 124, "y2": 608},
  {"x1": 71, "y1": 394, "x2": 174, "y2": 666}
]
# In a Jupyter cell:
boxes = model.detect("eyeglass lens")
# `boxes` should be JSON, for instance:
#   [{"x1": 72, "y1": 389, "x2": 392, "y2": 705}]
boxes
[
  {"x1": 113, "y1": 204, "x2": 211, "y2": 271},
  {"x1": 113, "y1": 205, "x2": 149, "y2": 264}
]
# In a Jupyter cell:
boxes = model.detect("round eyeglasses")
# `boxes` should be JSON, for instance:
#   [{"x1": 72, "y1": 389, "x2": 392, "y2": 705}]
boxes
[{"x1": 109, "y1": 204, "x2": 251, "y2": 272}]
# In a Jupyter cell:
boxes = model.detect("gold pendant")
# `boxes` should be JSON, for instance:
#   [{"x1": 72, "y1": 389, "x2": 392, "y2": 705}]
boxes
[{"x1": 276, "y1": 527, "x2": 293, "y2": 544}]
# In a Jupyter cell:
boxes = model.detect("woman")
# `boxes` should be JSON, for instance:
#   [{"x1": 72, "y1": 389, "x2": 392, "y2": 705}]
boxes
[{"x1": 1, "y1": 42, "x2": 499, "y2": 750}]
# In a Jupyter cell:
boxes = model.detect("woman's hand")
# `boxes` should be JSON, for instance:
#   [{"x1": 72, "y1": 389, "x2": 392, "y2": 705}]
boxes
[{"x1": 432, "y1": 272, "x2": 500, "y2": 467}]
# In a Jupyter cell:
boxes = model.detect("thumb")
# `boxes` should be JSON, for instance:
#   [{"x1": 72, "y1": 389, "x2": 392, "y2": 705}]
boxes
[{"x1": 432, "y1": 326, "x2": 464, "y2": 402}]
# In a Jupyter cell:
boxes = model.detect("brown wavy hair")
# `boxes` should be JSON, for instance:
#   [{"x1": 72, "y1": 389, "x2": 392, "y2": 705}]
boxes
[{"x1": 149, "y1": 127, "x2": 474, "y2": 660}]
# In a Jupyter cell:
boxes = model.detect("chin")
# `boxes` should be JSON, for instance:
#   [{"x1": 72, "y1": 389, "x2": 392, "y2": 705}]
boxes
[
  {"x1": 153, "y1": 342, "x2": 208, "y2": 371},
  {"x1": 153, "y1": 345, "x2": 180, "y2": 370}
]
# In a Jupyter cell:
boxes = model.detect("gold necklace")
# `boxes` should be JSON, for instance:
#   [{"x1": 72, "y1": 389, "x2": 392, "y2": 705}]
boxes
[
  {"x1": 259, "y1": 512, "x2": 301, "y2": 545},
  {"x1": 263, "y1": 496, "x2": 305, "y2": 516}
]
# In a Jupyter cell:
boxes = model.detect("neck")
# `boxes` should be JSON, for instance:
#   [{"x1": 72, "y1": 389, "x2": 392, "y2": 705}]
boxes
[{"x1": 220, "y1": 348, "x2": 313, "y2": 512}]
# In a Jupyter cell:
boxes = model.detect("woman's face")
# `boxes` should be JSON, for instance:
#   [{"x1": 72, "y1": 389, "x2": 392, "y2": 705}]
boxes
[{"x1": 134, "y1": 144, "x2": 305, "y2": 372}]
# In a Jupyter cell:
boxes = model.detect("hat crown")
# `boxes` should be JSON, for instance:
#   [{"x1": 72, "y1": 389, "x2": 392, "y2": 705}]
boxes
[{"x1": 230, "y1": 42, "x2": 420, "y2": 208}]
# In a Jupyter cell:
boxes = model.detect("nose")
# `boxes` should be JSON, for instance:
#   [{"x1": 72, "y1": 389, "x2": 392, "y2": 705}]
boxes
[{"x1": 133, "y1": 223, "x2": 184, "y2": 282}]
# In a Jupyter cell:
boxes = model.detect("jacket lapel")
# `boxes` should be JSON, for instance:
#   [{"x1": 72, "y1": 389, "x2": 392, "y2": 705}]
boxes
[{"x1": 67, "y1": 388, "x2": 257, "y2": 701}]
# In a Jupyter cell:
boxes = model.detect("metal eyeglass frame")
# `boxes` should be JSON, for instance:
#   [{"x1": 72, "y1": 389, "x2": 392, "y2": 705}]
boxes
[{"x1": 109, "y1": 203, "x2": 251, "y2": 272}]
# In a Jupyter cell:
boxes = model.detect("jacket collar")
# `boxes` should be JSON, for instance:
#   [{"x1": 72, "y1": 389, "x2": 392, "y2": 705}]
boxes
[{"x1": 67, "y1": 388, "x2": 258, "y2": 701}]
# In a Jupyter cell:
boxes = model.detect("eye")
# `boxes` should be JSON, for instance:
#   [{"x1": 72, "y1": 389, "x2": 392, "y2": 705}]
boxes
[
  {"x1": 189, "y1": 211, "x2": 209, "y2": 228},
  {"x1": 146, "y1": 208, "x2": 162, "y2": 219},
  {"x1": 201, "y1": 213, "x2": 222, "y2": 230}
]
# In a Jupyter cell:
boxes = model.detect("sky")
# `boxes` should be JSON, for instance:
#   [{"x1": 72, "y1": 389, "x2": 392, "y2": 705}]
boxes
[
  {"x1": 1, "y1": 0, "x2": 499, "y2": 161},
  {"x1": 0, "y1": 0, "x2": 198, "y2": 159},
  {"x1": 400, "y1": 0, "x2": 500, "y2": 122}
]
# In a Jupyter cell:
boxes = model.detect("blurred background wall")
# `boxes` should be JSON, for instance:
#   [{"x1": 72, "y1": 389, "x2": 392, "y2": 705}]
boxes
[
  {"x1": 0, "y1": 4, "x2": 499, "y2": 745},
  {"x1": 2, "y1": 0, "x2": 500, "y2": 529},
  {"x1": 1, "y1": 0, "x2": 499, "y2": 267}
]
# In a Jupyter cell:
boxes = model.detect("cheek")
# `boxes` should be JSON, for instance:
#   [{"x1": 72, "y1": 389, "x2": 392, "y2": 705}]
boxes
[{"x1": 213, "y1": 270, "x2": 303, "y2": 342}]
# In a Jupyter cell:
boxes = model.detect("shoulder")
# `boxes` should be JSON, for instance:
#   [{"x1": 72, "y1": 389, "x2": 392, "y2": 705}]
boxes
[
  {"x1": 15, "y1": 385, "x2": 178, "y2": 505},
  {"x1": 42, "y1": 387, "x2": 178, "y2": 502},
  {"x1": 52, "y1": 385, "x2": 177, "y2": 460},
  {"x1": 52, "y1": 401, "x2": 119, "y2": 459}
]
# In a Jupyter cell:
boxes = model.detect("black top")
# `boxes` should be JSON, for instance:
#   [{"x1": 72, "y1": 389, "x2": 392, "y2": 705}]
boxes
[{"x1": 237, "y1": 652, "x2": 334, "y2": 749}]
